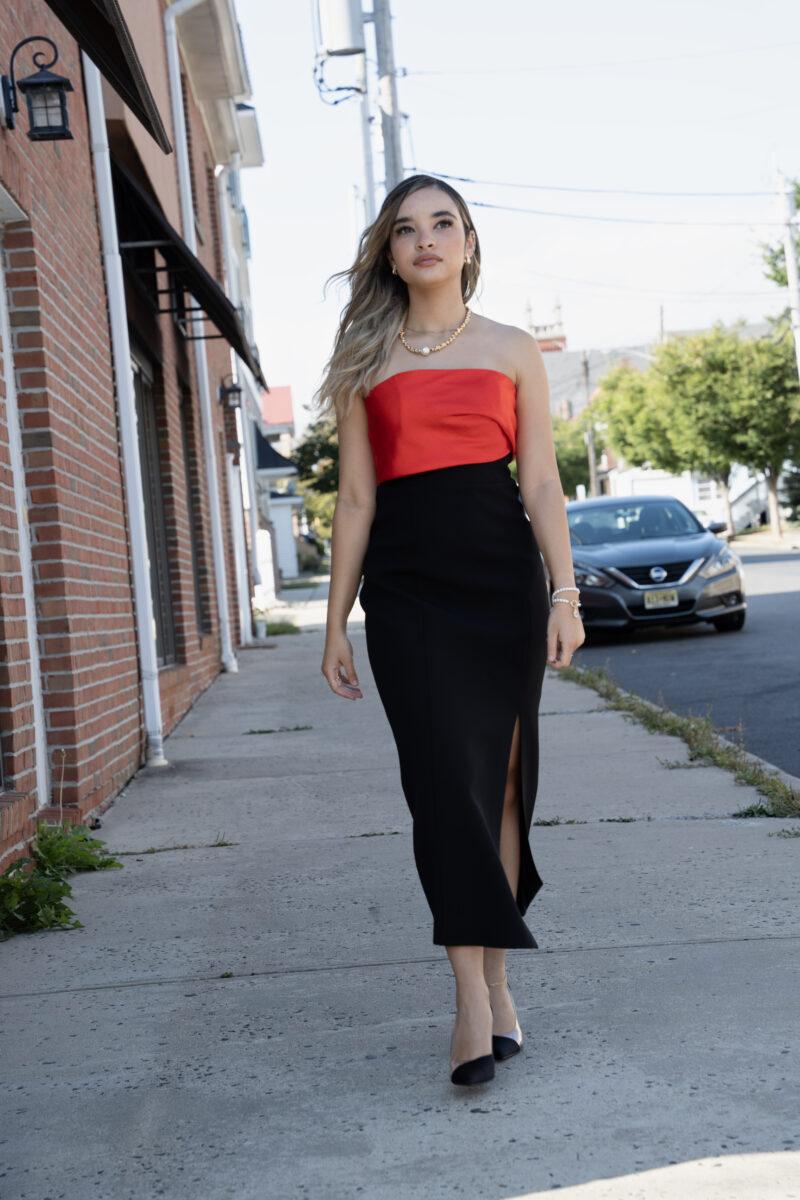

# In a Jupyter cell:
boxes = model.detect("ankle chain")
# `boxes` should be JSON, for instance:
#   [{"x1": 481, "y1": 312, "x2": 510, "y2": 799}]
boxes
[{"x1": 487, "y1": 973, "x2": 507, "y2": 988}]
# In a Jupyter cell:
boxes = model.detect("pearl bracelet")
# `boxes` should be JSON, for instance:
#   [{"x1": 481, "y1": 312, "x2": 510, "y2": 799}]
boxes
[
  {"x1": 552, "y1": 586, "x2": 580, "y2": 597},
  {"x1": 552, "y1": 596, "x2": 582, "y2": 620}
]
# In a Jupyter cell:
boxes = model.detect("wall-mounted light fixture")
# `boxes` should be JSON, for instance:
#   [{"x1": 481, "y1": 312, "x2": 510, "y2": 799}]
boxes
[
  {"x1": 2, "y1": 36, "x2": 73, "y2": 142},
  {"x1": 218, "y1": 374, "x2": 243, "y2": 410}
]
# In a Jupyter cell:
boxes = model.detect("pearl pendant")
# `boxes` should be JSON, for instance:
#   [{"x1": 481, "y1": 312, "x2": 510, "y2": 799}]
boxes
[{"x1": 421, "y1": 346, "x2": 431, "y2": 356}]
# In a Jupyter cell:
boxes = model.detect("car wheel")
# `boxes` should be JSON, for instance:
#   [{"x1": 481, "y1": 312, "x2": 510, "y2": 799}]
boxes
[{"x1": 712, "y1": 609, "x2": 746, "y2": 633}]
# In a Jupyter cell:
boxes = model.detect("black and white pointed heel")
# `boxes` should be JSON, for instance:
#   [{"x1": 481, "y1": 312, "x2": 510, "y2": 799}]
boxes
[
  {"x1": 450, "y1": 1052, "x2": 495, "y2": 1086},
  {"x1": 489, "y1": 973, "x2": 523, "y2": 1062},
  {"x1": 449, "y1": 1001, "x2": 496, "y2": 1086}
]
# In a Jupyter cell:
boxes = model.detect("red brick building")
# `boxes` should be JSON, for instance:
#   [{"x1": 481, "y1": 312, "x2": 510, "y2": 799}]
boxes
[{"x1": 0, "y1": 0, "x2": 266, "y2": 868}]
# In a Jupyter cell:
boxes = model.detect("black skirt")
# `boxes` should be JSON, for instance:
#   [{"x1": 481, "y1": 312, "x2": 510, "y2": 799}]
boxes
[{"x1": 358, "y1": 452, "x2": 549, "y2": 949}]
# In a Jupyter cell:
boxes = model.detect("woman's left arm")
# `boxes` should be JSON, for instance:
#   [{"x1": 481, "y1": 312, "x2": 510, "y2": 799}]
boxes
[{"x1": 513, "y1": 330, "x2": 585, "y2": 668}]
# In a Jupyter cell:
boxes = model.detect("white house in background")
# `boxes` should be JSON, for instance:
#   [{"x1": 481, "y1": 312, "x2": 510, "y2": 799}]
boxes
[{"x1": 253, "y1": 386, "x2": 305, "y2": 597}]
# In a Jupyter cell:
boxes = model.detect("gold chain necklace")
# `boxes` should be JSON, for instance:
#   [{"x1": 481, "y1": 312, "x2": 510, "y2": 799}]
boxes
[{"x1": 399, "y1": 308, "x2": 471, "y2": 357}]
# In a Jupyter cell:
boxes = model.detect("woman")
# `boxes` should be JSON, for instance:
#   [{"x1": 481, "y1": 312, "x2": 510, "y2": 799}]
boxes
[{"x1": 316, "y1": 174, "x2": 585, "y2": 1086}]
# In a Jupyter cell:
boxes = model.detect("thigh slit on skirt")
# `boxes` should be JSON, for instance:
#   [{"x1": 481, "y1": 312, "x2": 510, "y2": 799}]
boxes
[{"x1": 358, "y1": 453, "x2": 549, "y2": 949}]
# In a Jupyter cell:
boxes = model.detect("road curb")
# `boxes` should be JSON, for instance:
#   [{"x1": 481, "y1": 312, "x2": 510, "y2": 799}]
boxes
[{"x1": 556, "y1": 667, "x2": 800, "y2": 801}]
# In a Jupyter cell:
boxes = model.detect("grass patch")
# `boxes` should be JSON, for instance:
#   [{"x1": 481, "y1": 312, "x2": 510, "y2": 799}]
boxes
[
  {"x1": 266, "y1": 620, "x2": 300, "y2": 635},
  {"x1": 768, "y1": 828, "x2": 800, "y2": 838},
  {"x1": 657, "y1": 757, "x2": 713, "y2": 770},
  {"x1": 115, "y1": 836, "x2": 237, "y2": 856},
  {"x1": 599, "y1": 816, "x2": 637, "y2": 823},
  {"x1": 244, "y1": 724, "x2": 312, "y2": 735},
  {"x1": 1, "y1": 820, "x2": 123, "y2": 941},
  {"x1": 559, "y1": 664, "x2": 800, "y2": 819},
  {"x1": 279, "y1": 580, "x2": 316, "y2": 591},
  {"x1": 347, "y1": 830, "x2": 402, "y2": 838},
  {"x1": 533, "y1": 816, "x2": 588, "y2": 826}
]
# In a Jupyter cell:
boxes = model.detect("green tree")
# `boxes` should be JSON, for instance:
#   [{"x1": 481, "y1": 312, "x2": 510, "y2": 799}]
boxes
[
  {"x1": 291, "y1": 416, "x2": 339, "y2": 539},
  {"x1": 734, "y1": 326, "x2": 800, "y2": 534},
  {"x1": 593, "y1": 363, "x2": 685, "y2": 475},
  {"x1": 551, "y1": 414, "x2": 591, "y2": 498},
  {"x1": 595, "y1": 324, "x2": 800, "y2": 538}
]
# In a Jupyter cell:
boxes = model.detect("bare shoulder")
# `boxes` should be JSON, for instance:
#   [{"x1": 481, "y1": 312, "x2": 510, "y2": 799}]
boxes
[{"x1": 471, "y1": 314, "x2": 545, "y2": 385}]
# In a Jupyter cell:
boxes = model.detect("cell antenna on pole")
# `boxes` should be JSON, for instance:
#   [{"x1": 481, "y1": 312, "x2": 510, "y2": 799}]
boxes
[{"x1": 318, "y1": 0, "x2": 365, "y2": 55}]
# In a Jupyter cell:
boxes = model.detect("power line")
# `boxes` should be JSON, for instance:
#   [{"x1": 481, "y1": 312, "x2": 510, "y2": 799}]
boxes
[
  {"x1": 404, "y1": 40, "x2": 800, "y2": 77},
  {"x1": 412, "y1": 169, "x2": 778, "y2": 199},
  {"x1": 525, "y1": 269, "x2": 787, "y2": 300},
  {"x1": 465, "y1": 198, "x2": 784, "y2": 228}
]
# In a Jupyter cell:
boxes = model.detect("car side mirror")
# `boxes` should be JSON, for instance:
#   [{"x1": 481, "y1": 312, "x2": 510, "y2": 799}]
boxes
[{"x1": 706, "y1": 521, "x2": 728, "y2": 534}]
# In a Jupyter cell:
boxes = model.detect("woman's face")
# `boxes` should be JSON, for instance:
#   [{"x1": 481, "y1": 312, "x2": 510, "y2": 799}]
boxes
[{"x1": 386, "y1": 186, "x2": 475, "y2": 285}]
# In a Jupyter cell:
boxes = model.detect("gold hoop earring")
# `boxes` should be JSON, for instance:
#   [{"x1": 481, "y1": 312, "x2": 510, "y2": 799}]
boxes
[{"x1": 391, "y1": 263, "x2": 398, "y2": 276}]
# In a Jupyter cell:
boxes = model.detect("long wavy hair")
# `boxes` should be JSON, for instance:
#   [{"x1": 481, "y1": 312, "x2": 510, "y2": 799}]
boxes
[{"x1": 313, "y1": 174, "x2": 481, "y2": 423}]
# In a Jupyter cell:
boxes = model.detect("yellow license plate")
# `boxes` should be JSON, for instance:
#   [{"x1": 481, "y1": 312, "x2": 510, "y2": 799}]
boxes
[{"x1": 644, "y1": 588, "x2": 679, "y2": 609}]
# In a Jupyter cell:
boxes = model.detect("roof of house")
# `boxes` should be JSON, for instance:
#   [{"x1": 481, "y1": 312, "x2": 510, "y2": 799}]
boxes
[
  {"x1": 260, "y1": 385, "x2": 294, "y2": 428},
  {"x1": 255, "y1": 427, "x2": 295, "y2": 473}
]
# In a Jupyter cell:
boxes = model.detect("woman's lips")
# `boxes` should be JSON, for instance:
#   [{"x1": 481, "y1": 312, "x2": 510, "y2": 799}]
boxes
[{"x1": 414, "y1": 255, "x2": 441, "y2": 266}]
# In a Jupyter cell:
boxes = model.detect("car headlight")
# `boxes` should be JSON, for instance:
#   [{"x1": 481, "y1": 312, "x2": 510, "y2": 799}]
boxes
[
  {"x1": 699, "y1": 547, "x2": 739, "y2": 579},
  {"x1": 573, "y1": 562, "x2": 614, "y2": 588}
]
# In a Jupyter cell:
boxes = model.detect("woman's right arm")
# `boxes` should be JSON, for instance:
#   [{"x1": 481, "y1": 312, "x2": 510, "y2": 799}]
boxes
[{"x1": 321, "y1": 396, "x2": 377, "y2": 700}]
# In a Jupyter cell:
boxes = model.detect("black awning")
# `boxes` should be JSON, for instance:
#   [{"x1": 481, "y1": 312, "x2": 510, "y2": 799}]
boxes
[
  {"x1": 44, "y1": 0, "x2": 172, "y2": 154},
  {"x1": 255, "y1": 428, "x2": 295, "y2": 473},
  {"x1": 111, "y1": 156, "x2": 268, "y2": 389}
]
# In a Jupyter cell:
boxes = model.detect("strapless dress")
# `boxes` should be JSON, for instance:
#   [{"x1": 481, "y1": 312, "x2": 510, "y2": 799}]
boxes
[{"x1": 358, "y1": 368, "x2": 549, "y2": 948}]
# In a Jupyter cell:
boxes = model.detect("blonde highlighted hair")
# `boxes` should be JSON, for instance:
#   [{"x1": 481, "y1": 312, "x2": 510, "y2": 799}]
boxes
[{"x1": 313, "y1": 174, "x2": 481, "y2": 423}]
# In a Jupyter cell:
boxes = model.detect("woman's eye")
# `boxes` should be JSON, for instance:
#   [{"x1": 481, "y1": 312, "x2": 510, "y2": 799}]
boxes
[
  {"x1": 436, "y1": 219, "x2": 453, "y2": 228},
  {"x1": 396, "y1": 225, "x2": 413, "y2": 235}
]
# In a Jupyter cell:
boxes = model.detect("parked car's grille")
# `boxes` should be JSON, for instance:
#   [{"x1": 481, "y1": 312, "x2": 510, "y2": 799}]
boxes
[{"x1": 614, "y1": 560, "x2": 695, "y2": 586}]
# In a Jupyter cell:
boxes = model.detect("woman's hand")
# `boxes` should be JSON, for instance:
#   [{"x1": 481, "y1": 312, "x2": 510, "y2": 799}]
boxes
[
  {"x1": 322, "y1": 631, "x2": 363, "y2": 700},
  {"x1": 546, "y1": 603, "x2": 585, "y2": 669}
]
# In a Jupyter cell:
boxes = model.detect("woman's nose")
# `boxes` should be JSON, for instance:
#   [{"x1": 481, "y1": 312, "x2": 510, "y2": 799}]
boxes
[{"x1": 416, "y1": 230, "x2": 434, "y2": 249}]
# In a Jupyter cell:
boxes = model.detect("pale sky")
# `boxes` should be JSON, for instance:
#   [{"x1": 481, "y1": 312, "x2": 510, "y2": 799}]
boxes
[{"x1": 236, "y1": 0, "x2": 800, "y2": 439}]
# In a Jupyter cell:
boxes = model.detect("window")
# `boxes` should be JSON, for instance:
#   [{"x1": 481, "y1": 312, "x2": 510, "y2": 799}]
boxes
[
  {"x1": 132, "y1": 350, "x2": 176, "y2": 666},
  {"x1": 179, "y1": 381, "x2": 212, "y2": 634}
]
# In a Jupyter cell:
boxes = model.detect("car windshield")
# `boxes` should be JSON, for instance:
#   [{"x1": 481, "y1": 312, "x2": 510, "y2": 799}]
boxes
[{"x1": 567, "y1": 500, "x2": 703, "y2": 545}]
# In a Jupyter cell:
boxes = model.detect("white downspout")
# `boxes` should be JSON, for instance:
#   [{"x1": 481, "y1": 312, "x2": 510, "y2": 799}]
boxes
[
  {"x1": 239, "y1": 382, "x2": 262, "y2": 587},
  {"x1": 217, "y1": 157, "x2": 253, "y2": 643},
  {"x1": 217, "y1": 162, "x2": 262, "y2": 591},
  {"x1": 0, "y1": 233, "x2": 50, "y2": 808},
  {"x1": 83, "y1": 56, "x2": 168, "y2": 767},
  {"x1": 165, "y1": 0, "x2": 238, "y2": 672}
]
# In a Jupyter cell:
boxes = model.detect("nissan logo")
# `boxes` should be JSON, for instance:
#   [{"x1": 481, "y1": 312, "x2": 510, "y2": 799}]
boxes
[{"x1": 649, "y1": 566, "x2": 668, "y2": 583}]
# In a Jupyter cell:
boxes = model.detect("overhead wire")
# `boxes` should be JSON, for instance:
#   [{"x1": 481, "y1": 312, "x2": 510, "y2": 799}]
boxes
[
  {"x1": 410, "y1": 170, "x2": 779, "y2": 199},
  {"x1": 403, "y1": 39, "x2": 800, "y2": 77},
  {"x1": 464, "y1": 198, "x2": 784, "y2": 227}
]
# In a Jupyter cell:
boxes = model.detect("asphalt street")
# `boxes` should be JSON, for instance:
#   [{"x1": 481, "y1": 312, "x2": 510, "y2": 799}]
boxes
[{"x1": 573, "y1": 544, "x2": 800, "y2": 778}]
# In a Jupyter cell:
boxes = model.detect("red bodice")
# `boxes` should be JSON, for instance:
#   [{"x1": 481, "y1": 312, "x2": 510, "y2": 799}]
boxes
[{"x1": 363, "y1": 368, "x2": 517, "y2": 484}]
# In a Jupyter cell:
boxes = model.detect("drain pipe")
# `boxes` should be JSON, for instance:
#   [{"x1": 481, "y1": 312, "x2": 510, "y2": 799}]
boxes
[
  {"x1": 83, "y1": 55, "x2": 168, "y2": 767},
  {"x1": 217, "y1": 155, "x2": 251, "y2": 643},
  {"x1": 216, "y1": 161, "x2": 262, "y2": 590},
  {"x1": 238, "y1": 383, "x2": 262, "y2": 588},
  {"x1": 165, "y1": 0, "x2": 237, "y2": 672}
]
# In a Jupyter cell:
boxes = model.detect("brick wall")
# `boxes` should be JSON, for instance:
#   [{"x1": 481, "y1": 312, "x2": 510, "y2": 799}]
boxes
[{"x1": 0, "y1": 0, "x2": 253, "y2": 869}]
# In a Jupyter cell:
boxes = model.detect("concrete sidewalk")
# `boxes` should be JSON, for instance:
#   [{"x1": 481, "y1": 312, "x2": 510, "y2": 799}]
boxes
[{"x1": 1, "y1": 576, "x2": 798, "y2": 1199}]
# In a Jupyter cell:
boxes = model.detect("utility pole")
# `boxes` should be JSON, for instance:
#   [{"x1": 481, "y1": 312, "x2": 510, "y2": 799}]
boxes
[
  {"x1": 356, "y1": 50, "x2": 376, "y2": 223},
  {"x1": 778, "y1": 171, "x2": 800, "y2": 386},
  {"x1": 372, "y1": 0, "x2": 403, "y2": 191},
  {"x1": 582, "y1": 351, "x2": 599, "y2": 497},
  {"x1": 315, "y1": 0, "x2": 402, "y2": 215}
]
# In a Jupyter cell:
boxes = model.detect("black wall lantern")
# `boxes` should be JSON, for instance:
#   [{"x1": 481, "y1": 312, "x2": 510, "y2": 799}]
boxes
[
  {"x1": 2, "y1": 36, "x2": 73, "y2": 142},
  {"x1": 218, "y1": 374, "x2": 243, "y2": 410}
]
